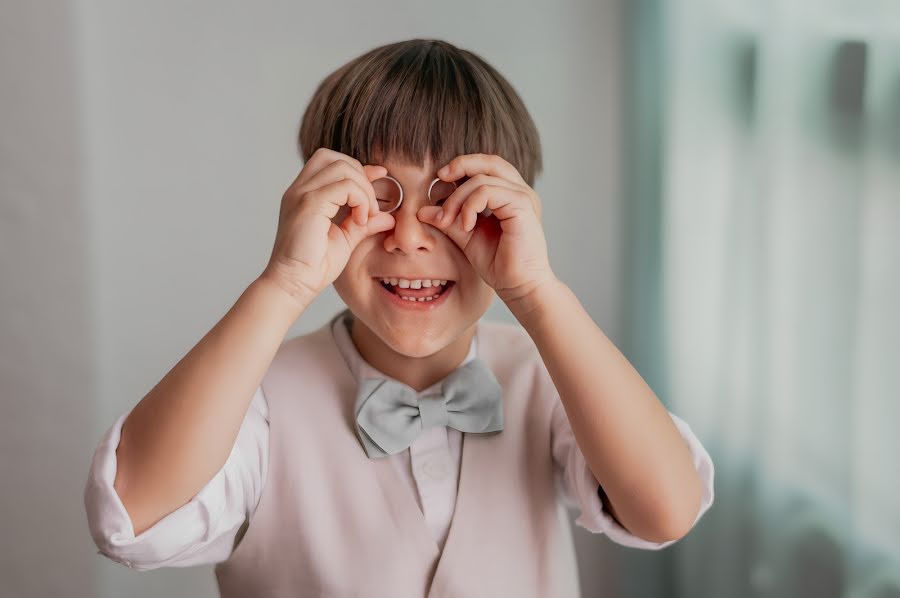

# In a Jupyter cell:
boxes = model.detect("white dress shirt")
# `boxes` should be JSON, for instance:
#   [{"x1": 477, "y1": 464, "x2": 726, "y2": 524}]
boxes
[{"x1": 85, "y1": 313, "x2": 716, "y2": 570}]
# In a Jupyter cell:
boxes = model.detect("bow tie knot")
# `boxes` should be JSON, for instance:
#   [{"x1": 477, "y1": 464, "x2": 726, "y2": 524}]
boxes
[
  {"x1": 417, "y1": 395, "x2": 450, "y2": 428},
  {"x1": 354, "y1": 358, "x2": 504, "y2": 459}
]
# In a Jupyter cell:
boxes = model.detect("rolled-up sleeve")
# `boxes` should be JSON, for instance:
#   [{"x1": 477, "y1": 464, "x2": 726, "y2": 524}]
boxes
[
  {"x1": 84, "y1": 385, "x2": 269, "y2": 570},
  {"x1": 551, "y1": 400, "x2": 715, "y2": 550}
]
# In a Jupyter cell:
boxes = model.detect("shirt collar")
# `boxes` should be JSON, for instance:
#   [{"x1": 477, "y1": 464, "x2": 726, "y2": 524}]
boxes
[{"x1": 330, "y1": 308, "x2": 478, "y2": 397}]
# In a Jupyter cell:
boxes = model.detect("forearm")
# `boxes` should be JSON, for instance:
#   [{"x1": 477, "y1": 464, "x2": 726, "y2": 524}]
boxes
[
  {"x1": 114, "y1": 275, "x2": 307, "y2": 535},
  {"x1": 507, "y1": 277, "x2": 702, "y2": 542}
]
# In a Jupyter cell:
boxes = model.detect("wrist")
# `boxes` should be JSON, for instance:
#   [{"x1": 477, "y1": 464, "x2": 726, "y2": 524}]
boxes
[
  {"x1": 500, "y1": 274, "x2": 568, "y2": 326},
  {"x1": 251, "y1": 272, "x2": 316, "y2": 320}
]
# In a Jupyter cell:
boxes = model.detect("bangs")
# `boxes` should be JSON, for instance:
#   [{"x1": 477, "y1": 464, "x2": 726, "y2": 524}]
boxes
[{"x1": 299, "y1": 39, "x2": 542, "y2": 185}]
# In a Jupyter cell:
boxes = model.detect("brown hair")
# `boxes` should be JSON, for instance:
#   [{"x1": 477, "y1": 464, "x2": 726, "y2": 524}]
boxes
[{"x1": 298, "y1": 39, "x2": 543, "y2": 186}]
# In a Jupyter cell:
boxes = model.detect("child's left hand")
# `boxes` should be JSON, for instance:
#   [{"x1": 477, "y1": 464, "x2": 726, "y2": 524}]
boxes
[{"x1": 416, "y1": 153, "x2": 557, "y2": 304}]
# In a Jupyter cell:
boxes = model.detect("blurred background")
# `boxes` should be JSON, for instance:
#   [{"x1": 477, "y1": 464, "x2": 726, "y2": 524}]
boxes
[{"x1": 1, "y1": 0, "x2": 898, "y2": 597}]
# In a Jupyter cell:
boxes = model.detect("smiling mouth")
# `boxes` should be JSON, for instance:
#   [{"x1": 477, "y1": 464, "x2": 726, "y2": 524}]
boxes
[{"x1": 376, "y1": 277, "x2": 456, "y2": 302}]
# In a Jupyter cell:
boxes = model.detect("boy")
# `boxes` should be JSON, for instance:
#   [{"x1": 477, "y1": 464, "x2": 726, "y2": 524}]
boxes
[{"x1": 85, "y1": 39, "x2": 714, "y2": 597}]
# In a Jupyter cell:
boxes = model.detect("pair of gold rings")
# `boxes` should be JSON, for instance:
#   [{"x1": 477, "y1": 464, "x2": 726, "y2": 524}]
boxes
[{"x1": 372, "y1": 176, "x2": 459, "y2": 213}]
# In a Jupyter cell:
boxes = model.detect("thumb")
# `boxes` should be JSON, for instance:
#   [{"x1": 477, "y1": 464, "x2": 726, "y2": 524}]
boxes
[
  {"x1": 365, "y1": 211, "x2": 396, "y2": 235},
  {"x1": 342, "y1": 211, "x2": 395, "y2": 247},
  {"x1": 417, "y1": 205, "x2": 473, "y2": 250}
]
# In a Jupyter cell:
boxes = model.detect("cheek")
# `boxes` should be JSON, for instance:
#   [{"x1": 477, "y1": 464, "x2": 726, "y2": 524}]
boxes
[
  {"x1": 332, "y1": 275, "x2": 356, "y2": 313},
  {"x1": 474, "y1": 281, "x2": 496, "y2": 309},
  {"x1": 333, "y1": 246, "x2": 371, "y2": 299},
  {"x1": 456, "y1": 273, "x2": 495, "y2": 312},
  {"x1": 332, "y1": 272, "x2": 351, "y2": 298},
  {"x1": 458, "y1": 263, "x2": 489, "y2": 296}
]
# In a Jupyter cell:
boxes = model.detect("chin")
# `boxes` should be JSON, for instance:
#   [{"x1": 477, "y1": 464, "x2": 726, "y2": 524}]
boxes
[
  {"x1": 366, "y1": 313, "x2": 457, "y2": 358},
  {"x1": 334, "y1": 271, "x2": 494, "y2": 358},
  {"x1": 386, "y1": 335, "x2": 449, "y2": 359}
]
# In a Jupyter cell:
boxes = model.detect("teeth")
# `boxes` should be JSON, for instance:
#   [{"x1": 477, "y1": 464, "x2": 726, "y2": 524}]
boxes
[
  {"x1": 381, "y1": 278, "x2": 451, "y2": 288},
  {"x1": 380, "y1": 277, "x2": 448, "y2": 301}
]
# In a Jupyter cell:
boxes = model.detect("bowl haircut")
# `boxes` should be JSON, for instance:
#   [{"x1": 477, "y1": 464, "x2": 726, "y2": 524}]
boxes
[{"x1": 298, "y1": 39, "x2": 543, "y2": 187}]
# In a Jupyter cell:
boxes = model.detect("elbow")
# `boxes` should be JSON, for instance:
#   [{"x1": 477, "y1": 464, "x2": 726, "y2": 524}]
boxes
[
  {"x1": 657, "y1": 476, "x2": 704, "y2": 543},
  {"x1": 634, "y1": 503, "x2": 699, "y2": 544},
  {"x1": 602, "y1": 476, "x2": 704, "y2": 544},
  {"x1": 630, "y1": 516, "x2": 692, "y2": 545},
  {"x1": 653, "y1": 509, "x2": 696, "y2": 544}
]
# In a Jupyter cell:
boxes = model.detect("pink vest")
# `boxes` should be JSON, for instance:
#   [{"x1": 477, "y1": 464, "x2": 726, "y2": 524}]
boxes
[{"x1": 214, "y1": 311, "x2": 581, "y2": 597}]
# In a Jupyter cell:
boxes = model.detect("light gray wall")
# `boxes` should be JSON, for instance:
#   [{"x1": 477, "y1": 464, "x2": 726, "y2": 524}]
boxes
[
  {"x1": 0, "y1": 1, "x2": 625, "y2": 596},
  {"x1": 0, "y1": 2, "x2": 98, "y2": 598}
]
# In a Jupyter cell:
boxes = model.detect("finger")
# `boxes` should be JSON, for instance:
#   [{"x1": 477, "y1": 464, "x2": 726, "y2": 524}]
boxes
[
  {"x1": 436, "y1": 153, "x2": 527, "y2": 187},
  {"x1": 296, "y1": 147, "x2": 366, "y2": 188},
  {"x1": 304, "y1": 178, "x2": 371, "y2": 226},
  {"x1": 298, "y1": 159, "x2": 381, "y2": 209},
  {"x1": 417, "y1": 205, "x2": 475, "y2": 250},
  {"x1": 284, "y1": 150, "x2": 382, "y2": 214},
  {"x1": 344, "y1": 182, "x2": 370, "y2": 226},
  {"x1": 362, "y1": 164, "x2": 387, "y2": 215},
  {"x1": 331, "y1": 165, "x2": 387, "y2": 221},
  {"x1": 436, "y1": 175, "x2": 526, "y2": 230},
  {"x1": 461, "y1": 185, "x2": 532, "y2": 232},
  {"x1": 341, "y1": 211, "x2": 395, "y2": 248}
]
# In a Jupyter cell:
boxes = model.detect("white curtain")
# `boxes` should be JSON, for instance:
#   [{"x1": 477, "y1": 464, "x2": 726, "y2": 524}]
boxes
[{"x1": 624, "y1": 1, "x2": 900, "y2": 596}]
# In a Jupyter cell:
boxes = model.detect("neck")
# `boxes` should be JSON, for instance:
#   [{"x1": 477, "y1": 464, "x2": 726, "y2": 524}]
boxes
[{"x1": 349, "y1": 315, "x2": 475, "y2": 392}]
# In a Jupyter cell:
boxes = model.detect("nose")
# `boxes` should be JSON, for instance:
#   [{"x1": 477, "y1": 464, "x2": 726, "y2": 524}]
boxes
[{"x1": 382, "y1": 202, "x2": 435, "y2": 254}]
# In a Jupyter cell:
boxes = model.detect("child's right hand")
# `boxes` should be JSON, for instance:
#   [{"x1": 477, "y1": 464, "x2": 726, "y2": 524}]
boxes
[{"x1": 260, "y1": 148, "x2": 396, "y2": 306}]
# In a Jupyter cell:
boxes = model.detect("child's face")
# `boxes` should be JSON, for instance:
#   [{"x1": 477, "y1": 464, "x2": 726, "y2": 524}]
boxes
[{"x1": 333, "y1": 156, "x2": 495, "y2": 358}]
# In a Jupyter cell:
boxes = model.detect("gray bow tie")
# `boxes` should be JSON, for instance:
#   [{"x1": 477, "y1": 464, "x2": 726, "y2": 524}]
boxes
[{"x1": 354, "y1": 358, "x2": 504, "y2": 459}]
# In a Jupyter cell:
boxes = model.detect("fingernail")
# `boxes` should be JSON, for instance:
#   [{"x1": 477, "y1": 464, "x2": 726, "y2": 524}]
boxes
[{"x1": 435, "y1": 208, "x2": 444, "y2": 222}]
